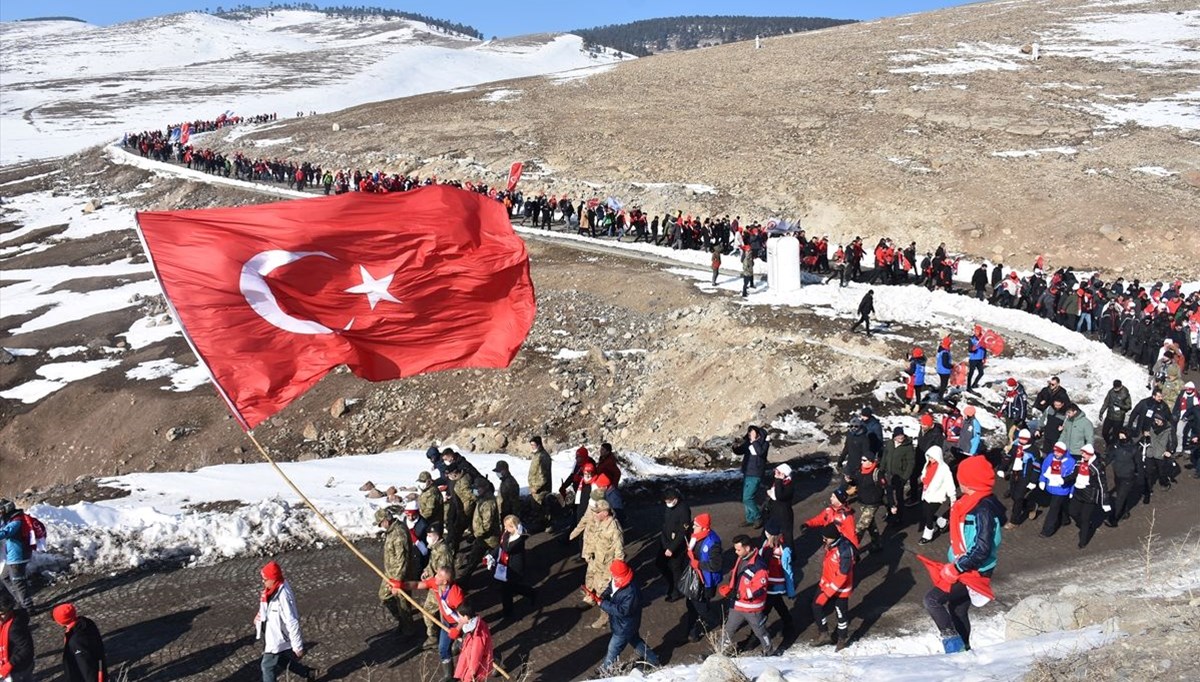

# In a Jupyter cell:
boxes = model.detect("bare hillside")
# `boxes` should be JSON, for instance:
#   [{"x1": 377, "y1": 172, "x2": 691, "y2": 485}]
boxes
[{"x1": 213, "y1": 0, "x2": 1200, "y2": 279}]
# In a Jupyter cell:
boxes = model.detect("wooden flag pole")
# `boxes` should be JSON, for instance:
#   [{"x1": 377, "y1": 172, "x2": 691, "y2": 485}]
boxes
[{"x1": 246, "y1": 431, "x2": 511, "y2": 679}]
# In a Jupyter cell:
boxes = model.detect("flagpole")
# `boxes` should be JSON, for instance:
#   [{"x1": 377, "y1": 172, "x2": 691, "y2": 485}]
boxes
[{"x1": 246, "y1": 431, "x2": 512, "y2": 679}]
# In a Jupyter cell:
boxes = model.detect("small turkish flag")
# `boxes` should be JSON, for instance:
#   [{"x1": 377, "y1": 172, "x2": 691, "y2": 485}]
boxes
[
  {"x1": 135, "y1": 185, "x2": 536, "y2": 430},
  {"x1": 506, "y1": 162, "x2": 523, "y2": 192}
]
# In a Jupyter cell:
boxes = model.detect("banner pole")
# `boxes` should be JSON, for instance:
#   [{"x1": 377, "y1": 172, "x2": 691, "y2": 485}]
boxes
[{"x1": 246, "y1": 431, "x2": 511, "y2": 679}]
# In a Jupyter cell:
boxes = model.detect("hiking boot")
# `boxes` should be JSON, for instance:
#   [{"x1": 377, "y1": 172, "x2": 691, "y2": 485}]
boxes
[
  {"x1": 1003, "y1": 522, "x2": 1017, "y2": 530},
  {"x1": 835, "y1": 638, "x2": 850, "y2": 652},
  {"x1": 810, "y1": 629, "x2": 832, "y2": 646}
]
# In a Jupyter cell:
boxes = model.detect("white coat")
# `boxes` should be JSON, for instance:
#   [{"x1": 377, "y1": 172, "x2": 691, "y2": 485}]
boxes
[
  {"x1": 256, "y1": 581, "x2": 305, "y2": 655},
  {"x1": 920, "y1": 446, "x2": 957, "y2": 505}
]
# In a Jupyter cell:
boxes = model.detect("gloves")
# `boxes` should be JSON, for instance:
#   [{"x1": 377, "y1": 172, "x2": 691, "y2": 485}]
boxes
[
  {"x1": 484, "y1": 555, "x2": 496, "y2": 570},
  {"x1": 718, "y1": 584, "x2": 733, "y2": 598},
  {"x1": 1038, "y1": 481, "x2": 1046, "y2": 490},
  {"x1": 1027, "y1": 482, "x2": 1036, "y2": 490},
  {"x1": 1102, "y1": 505, "x2": 1112, "y2": 513},
  {"x1": 388, "y1": 579, "x2": 404, "y2": 593},
  {"x1": 997, "y1": 471, "x2": 1006, "y2": 479}
]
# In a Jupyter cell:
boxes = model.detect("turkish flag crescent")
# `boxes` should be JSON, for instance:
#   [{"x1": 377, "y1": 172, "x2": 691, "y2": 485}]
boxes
[
  {"x1": 135, "y1": 185, "x2": 536, "y2": 430},
  {"x1": 506, "y1": 162, "x2": 523, "y2": 192}
]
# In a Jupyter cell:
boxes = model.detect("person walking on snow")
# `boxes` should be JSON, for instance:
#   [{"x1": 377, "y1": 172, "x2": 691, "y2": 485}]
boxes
[
  {"x1": 935, "y1": 336, "x2": 953, "y2": 398},
  {"x1": 1038, "y1": 442, "x2": 1077, "y2": 537},
  {"x1": 959, "y1": 406, "x2": 983, "y2": 456},
  {"x1": 850, "y1": 289, "x2": 875, "y2": 336},
  {"x1": 741, "y1": 245, "x2": 755, "y2": 297},
  {"x1": 922, "y1": 455, "x2": 1005, "y2": 654},
  {"x1": 803, "y1": 488, "x2": 860, "y2": 548},
  {"x1": 966, "y1": 325, "x2": 987, "y2": 389},
  {"x1": 253, "y1": 561, "x2": 315, "y2": 682},
  {"x1": 1068, "y1": 445, "x2": 1108, "y2": 549}
]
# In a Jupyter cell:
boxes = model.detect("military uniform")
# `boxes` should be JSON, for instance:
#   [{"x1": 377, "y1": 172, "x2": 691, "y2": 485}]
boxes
[
  {"x1": 496, "y1": 470, "x2": 521, "y2": 520},
  {"x1": 377, "y1": 508, "x2": 419, "y2": 635},
  {"x1": 421, "y1": 532, "x2": 455, "y2": 644},
  {"x1": 464, "y1": 485, "x2": 500, "y2": 574},
  {"x1": 581, "y1": 501, "x2": 624, "y2": 628},
  {"x1": 528, "y1": 446, "x2": 553, "y2": 527},
  {"x1": 417, "y1": 472, "x2": 444, "y2": 526}
]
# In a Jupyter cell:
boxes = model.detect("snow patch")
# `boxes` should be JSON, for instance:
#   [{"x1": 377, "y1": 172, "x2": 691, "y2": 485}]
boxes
[
  {"x1": 1131, "y1": 165, "x2": 1176, "y2": 176},
  {"x1": 0, "y1": 359, "x2": 120, "y2": 404},
  {"x1": 119, "y1": 314, "x2": 182, "y2": 349},
  {"x1": 480, "y1": 88, "x2": 521, "y2": 103},
  {"x1": 991, "y1": 147, "x2": 1079, "y2": 158}
]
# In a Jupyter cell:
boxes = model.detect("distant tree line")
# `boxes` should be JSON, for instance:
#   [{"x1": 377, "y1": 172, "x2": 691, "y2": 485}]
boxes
[
  {"x1": 15, "y1": 16, "x2": 87, "y2": 22},
  {"x1": 574, "y1": 15, "x2": 857, "y2": 56},
  {"x1": 209, "y1": 3, "x2": 483, "y2": 39}
]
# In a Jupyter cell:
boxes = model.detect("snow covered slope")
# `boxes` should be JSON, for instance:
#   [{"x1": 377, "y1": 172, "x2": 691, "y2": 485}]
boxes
[{"x1": 0, "y1": 11, "x2": 632, "y2": 165}]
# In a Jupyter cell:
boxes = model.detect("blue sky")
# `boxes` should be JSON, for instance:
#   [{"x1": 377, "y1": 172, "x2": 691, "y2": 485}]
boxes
[{"x1": 0, "y1": 1, "x2": 976, "y2": 37}]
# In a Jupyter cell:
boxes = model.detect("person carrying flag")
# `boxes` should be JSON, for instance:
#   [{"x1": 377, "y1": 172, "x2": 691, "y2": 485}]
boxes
[{"x1": 921, "y1": 455, "x2": 1005, "y2": 653}]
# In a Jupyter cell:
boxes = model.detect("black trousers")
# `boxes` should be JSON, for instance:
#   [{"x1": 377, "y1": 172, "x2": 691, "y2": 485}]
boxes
[
  {"x1": 500, "y1": 579, "x2": 536, "y2": 616},
  {"x1": 1109, "y1": 476, "x2": 1137, "y2": 523},
  {"x1": 938, "y1": 372, "x2": 950, "y2": 396},
  {"x1": 765, "y1": 593, "x2": 794, "y2": 632},
  {"x1": 811, "y1": 595, "x2": 849, "y2": 639},
  {"x1": 885, "y1": 474, "x2": 907, "y2": 511},
  {"x1": 850, "y1": 314, "x2": 871, "y2": 334},
  {"x1": 967, "y1": 360, "x2": 984, "y2": 388},
  {"x1": 1041, "y1": 494, "x2": 1070, "y2": 536},
  {"x1": 1143, "y1": 459, "x2": 1169, "y2": 498},
  {"x1": 1007, "y1": 477, "x2": 1028, "y2": 525},
  {"x1": 1101, "y1": 418, "x2": 1123, "y2": 448},
  {"x1": 686, "y1": 587, "x2": 720, "y2": 635},
  {"x1": 924, "y1": 583, "x2": 973, "y2": 648},
  {"x1": 1068, "y1": 499, "x2": 1100, "y2": 548},
  {"x1": 655, "y1": 551, "x2": 685, "y2": 598}
]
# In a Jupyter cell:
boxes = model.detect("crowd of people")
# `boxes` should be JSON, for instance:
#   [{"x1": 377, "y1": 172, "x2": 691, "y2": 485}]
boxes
[{"x1": 2, "y1": 116, "x2": 1183, "y2": 681}]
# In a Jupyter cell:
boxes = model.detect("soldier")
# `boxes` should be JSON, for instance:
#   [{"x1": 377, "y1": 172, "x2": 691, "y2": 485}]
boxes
[
  {"x1": 421, "y1": 523, "x2": 455, "y2": 649},
  {"x1": 527, "y1": 436, "x2": 554, "y2": 531},
  {"x1": 493, "y1": 461, "x2": 521, "y2": 521},
  {"x1": 417, "y1": 471, "x2": 444, "y2": 527},
  {"x1": 581, "y1": 499, "x2": 625, "y2": 630},
  {"x1": 377, "y1": 507, "x2": 419, "y2": 637},
  {"x1": 454, "y1": 464, "x2": 478, "y2": 535},
  {"x1": 446, "y1": 465, "x2": 468, "y2": 552},
  {"x1": 463, "y1": 479, "x2": 500, "y2": 578}
]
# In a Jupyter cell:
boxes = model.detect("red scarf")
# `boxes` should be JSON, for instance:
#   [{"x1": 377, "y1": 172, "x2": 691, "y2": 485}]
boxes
[
  {"x1": 1078, "y1": 459, "x2": 1091, "y2": 476},
  {"x1": 261, "y1": 581, "x2": 282, "y2": 604},
  {"x1": 949, "y1": 489, "x2": 988, "y2": 558},
  {"x1": 922, "y1": 460, "x2": 938, "y2": 489}
]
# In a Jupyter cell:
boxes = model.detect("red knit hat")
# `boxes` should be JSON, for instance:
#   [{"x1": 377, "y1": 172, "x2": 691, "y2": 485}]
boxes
[
  {"x1": 53, "y1": 603, "x2": 78, "y2": 626},
  {"x1": 261, "y1": 560, "x2": 284, "y2": 582},
  {"x1": 610, "y1": 559, "x2": 634, "y2": 588},
  {"x1": 957, "y1": 455, "x2": 995, "y2": 493},
  {"x1": 919, "y1": 414, "x2": 934, "y2": 428},
  {"x1": 576, "y1": 446, "x2": 589, "y2": 459},
  {"x1": 593, "y1": 474, "x2": 612, "y2": 489},
  {"x1": 694, "y1": 513, "x2": 712, "y2": 529}
]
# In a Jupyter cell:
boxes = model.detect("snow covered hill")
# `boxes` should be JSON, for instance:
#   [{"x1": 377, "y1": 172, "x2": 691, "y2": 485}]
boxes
[{"x1": 0, "y1": 10, "x2": 633, "y2": 165}]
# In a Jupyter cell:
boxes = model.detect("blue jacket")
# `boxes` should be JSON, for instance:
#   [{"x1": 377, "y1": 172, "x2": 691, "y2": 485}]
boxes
[
  {"x1": 600, "y1": 579, "x2": 645, "y2": 639},
  {"x1": 1039, "y1": 453, "x2": 1077, "y2": 496},
  {"x1": 1, "y1": 517, "x2": 32, "y2": 565},
  {"x1": 909, "y1": 357, "x2": 927, "y2": 386},
  {"x1": 968, "y1": 335, "x2": 987, "y2": 362},
  {"x1": 948, "y1": 495, "x2": 1005, "y2": 574},
  {"x1": 960, "y1": 417, "x2": 982, "y2": 455},
  {"x1": 936, "y1": 348, "x2": 953, "y2": 376},
  {"x1": 693, "y1": 531, "x2": 724, "y2": 588}
]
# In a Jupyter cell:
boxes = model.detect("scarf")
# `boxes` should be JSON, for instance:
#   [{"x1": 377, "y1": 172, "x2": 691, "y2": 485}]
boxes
[
  {"x1": 261, "y1": 581, "x2": 282, "y2": 604},
  {"x1": 922, "y1": 460, "x2": 938, "y2": 489},
  {"x1": 949, "y1": 490, "x2": 988, "y2": 558}
]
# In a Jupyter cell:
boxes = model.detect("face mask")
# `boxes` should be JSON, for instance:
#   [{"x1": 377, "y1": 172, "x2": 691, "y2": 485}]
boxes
[
  {"x1": 666, "y1": 501, "x2": 677, "y2": 508},
  {"x1": 426, "y1": 535, "x2": 437, "y2": 546},
  {"x1": 419, "y1": 482, "x2": 429, "y2": 491}
]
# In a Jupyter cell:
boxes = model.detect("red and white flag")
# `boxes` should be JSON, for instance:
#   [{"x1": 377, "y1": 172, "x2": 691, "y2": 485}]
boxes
[
  {"x1": 180, "y1": 122, "x2": 191, "y2": 145},
  {"x1": 135, "y1": 185, "x2": 536, "y2": 430},
  {"x1": 506, "y1": 162, "x2": 523, "y2": 192}
]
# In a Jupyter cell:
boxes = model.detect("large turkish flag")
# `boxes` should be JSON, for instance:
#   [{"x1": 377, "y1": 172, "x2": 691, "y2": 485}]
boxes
[{"x1": 135, "y1": 185, "x2": 536, "y2": 430}]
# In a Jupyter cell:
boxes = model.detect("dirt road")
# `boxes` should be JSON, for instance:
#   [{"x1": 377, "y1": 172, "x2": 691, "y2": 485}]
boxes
[{"x1": 24, "y1": 464, "x2": 1196, "y2": 681}]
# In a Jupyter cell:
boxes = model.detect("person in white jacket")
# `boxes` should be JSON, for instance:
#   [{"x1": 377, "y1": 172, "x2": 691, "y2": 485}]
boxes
[
  {"x1": 255, "y1": 560, "x2": 316, "y2": 682},
  {"x1": 919, "y1": 446, "x2": 957, "y2": 544}
]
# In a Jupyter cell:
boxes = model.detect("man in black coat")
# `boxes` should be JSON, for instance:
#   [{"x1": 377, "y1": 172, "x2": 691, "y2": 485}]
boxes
[
  {"x1": 850, "y1": 289, "x2": 875, "y2": 336},
  {"x1": 655, "y1": 488, "x2": 692, "y2": 602},
  {"x1": 0, "y1": 595, "x2": 34, "y2": 682},
  {"x1": 52, "y1": 603, "x2": 107, "y2": 682},
  {"x1": 1104, "y1": 428, "x2": 1142, "y2": 527}
]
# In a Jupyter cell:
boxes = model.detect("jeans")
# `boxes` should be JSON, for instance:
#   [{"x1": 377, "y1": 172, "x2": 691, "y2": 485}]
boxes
[
  {"x1": 742, "y1": 476, "x2": 761, "y2": 523},
  {"x1": 439, "y1": 624, "x2": 454, "y2": 662},
  {"x1": 262, "y1": 650, "x2": 310, "y2": 682},
  {"x1": 601, "y1": 631, "x2": 659, "y2": 668},
  {"x1": 1, "y1": 561, "x2": 32, "y2": 610},
  {"x1": 1076, "y1": 312, "x2": 1093, "y2": 332},
  {"x1": 924, "y1": 583, "x2": 972, "y2": 648}
]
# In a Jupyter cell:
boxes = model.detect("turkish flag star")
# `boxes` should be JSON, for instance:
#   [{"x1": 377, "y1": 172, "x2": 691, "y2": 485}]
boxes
[{"x1": 345, "y1": 265, "x2": 403, "y2": 310}]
